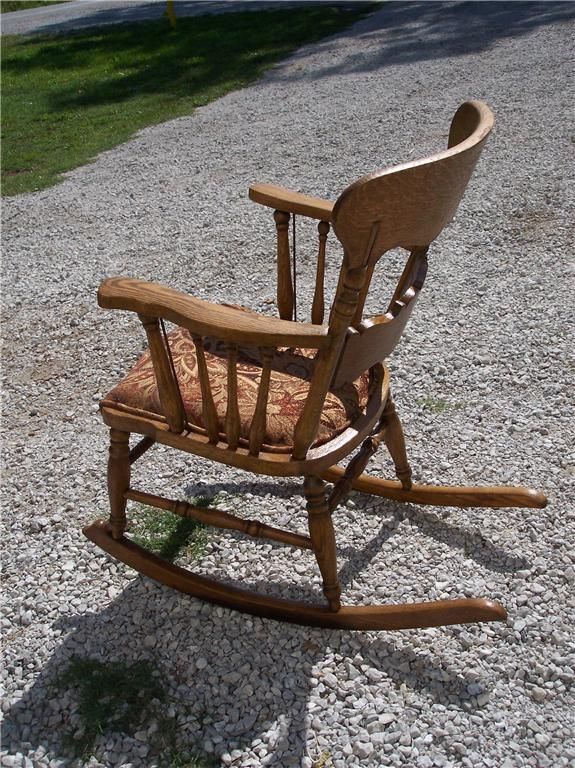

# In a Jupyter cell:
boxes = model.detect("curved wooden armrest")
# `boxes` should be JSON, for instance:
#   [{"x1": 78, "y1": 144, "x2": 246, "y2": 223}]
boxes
[
  {"x1": 249, "y1": 183, "x2": 334, "y2": 221},
  {"x1": 98, "y1": 277, "x2": 330, "y2": 349}
]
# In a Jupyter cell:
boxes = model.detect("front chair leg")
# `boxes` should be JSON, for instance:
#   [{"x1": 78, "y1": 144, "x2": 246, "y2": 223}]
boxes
[
  {"x1": 381, "y1": 393, "x2": 412, "y2": 490},
  {"x1": 108, "y1": 428, "x2": 130, "y2": 540},
  {"x1": 304, "y1": 476, "x2": 341, "y2": 612}
]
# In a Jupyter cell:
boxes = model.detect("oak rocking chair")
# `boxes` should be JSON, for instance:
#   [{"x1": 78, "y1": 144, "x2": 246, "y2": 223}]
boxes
[{"x1": 85, "y1": 101, "x2": 547, "y2": 630}]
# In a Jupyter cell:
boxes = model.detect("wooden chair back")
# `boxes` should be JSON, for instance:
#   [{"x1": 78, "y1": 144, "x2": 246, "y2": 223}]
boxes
[
  {"x1": 330, "y1": 100, "x2": 494, "y2": 386},
  {"x1": 332, "y1": 101, "x2": 493, "y2": 267}
]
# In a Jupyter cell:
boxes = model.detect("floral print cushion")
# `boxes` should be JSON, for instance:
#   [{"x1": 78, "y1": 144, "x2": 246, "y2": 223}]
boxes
[{"x1": 104, "y1": 327, "x2": 370, "y2": 450}]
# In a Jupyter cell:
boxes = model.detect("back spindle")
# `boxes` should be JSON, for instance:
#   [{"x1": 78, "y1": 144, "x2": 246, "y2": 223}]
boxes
[
  {"x1": 191, "y1": 334, "x2": 219, "y2": 444},
  {"x1": 248, "y1": 347, "x2": 274, "y2": 455},
  {"x1": 225, "y1": 343, "x2": 241, "y2": 450}
]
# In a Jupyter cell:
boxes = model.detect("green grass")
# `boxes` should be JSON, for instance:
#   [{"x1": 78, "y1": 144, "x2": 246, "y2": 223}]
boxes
[
  {"x1": 1, "y1": 1, "x2": 69, "y2": 12},
  {"x1": 56, "y1": 657, "x2": 217, "y2": 765},
  {"x1": 130, "y1": 499, "x2": 211, "y2": 562},
  {"x1": 1, "y1": 4, "x2": 375, "y2": 196},
  {"x1": 417, "y1": 396, "x2": 458, "y2": 413},
  {"x1": 56, "y1": 657, "x2": 166, "y2": 756},
  {"x1": 417, "y1": 397, "x2": 451, "y2": 413},
  {"x1": 163, "y1": 749, "x2": 218, "y2": 768}
]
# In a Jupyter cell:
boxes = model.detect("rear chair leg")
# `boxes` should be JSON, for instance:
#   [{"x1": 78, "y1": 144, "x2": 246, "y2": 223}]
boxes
[
  {"x1": 381, "y1": 394, "x2": 412, "y2": 490},
  {"x1": 304, "y1": 476, "x2": 341, "y2": 612},
  {"x1": 108, "y1": 429, "x2": 130, "y2": 540}
]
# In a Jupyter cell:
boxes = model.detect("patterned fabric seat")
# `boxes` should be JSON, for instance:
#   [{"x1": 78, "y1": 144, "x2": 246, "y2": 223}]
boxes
[{"x1": 104, "y1": 327, "x2": 371, "y2": 451}]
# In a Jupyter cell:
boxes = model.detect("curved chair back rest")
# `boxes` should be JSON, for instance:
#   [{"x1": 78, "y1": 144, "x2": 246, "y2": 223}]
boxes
[
  {"x1": 331, "y1": 101, "x2": 494, "y2": 269},
  {"x1": 329, "y1": 101, "x2": 494, "y2": 388}
]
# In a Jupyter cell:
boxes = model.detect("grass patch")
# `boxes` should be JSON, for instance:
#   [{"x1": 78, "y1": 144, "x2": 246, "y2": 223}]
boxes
[
  {"x1": 130, "y1": 499, "x2": 211, "y2": 562},
  {"x1": 56, "y1": 657, "x2": 217, "y2": 765},
  {"x1": 162, "y1": 749, "x2": 218, "y2": 768},
  {"x1": 1, "y1": 4, "x2": 375, "y2": 196},
  {"x1": 56, "y1": 656, "x2": 165, "y2": 757},
  {"x1": 417, "y1": 396, "x2": 458, "y2": 413},
  {"x1": 313, "y1": 751, "x2": 334, "y2": 768},
  {"x1": 1, "y1": 1, "x2": 69, "y2": 12}
]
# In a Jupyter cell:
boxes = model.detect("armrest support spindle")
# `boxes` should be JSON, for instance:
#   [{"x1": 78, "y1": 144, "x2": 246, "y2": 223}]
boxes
[
  {"x1": 138, "y1": 314, "x2": 186, "y2": 433},
  {"x1": 192, "y1": 334, "x2": 219, "y2": 444},
  {"x1": 274, "y1": 210, "x2": 294, "y2": 321}
]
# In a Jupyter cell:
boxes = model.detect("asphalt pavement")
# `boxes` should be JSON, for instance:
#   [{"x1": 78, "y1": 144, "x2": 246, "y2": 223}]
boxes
[{"x1": 1, "y1": 0, "x2": 322, "y2": 36}]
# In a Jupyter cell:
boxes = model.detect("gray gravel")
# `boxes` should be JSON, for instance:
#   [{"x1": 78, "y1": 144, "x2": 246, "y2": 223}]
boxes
[{"x1": 2, "y1": 2, "x2": 575, "y2": 767}]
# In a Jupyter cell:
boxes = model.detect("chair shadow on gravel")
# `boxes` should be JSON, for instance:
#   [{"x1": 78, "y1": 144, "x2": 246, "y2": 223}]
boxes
[
  {"x1": 3, "y1": 481, "x2": 527, "y2": 765},
  {"x1": 184, "y1": 477, "x2": 531, "y2": 582},
  {"x1": 397, "y1": 504, "x2": 531, "y2": 573},
  {"x1": 3, "y1": 576, "x2": 501, "y2": 766}
]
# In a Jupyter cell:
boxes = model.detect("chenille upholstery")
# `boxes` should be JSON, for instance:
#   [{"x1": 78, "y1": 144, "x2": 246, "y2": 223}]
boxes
[{"x1": 104, "y1": 327, "x2": 371, "y2": 451}]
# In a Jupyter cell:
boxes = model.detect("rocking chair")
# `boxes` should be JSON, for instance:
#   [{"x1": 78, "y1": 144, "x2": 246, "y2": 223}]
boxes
[{"x1": 85, "y1": 101, "x2": 547, "y2": 631}]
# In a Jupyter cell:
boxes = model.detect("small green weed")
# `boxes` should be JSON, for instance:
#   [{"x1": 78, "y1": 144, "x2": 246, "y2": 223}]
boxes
[
  {"x1": 417, "y1": 396, "x2": 458, "y2": 413},
  {"x1": 313, "y1": 751, "x2": 333, "y2": 768},
  {"x1": 161, "y1": 749, "x2": 219, "y2": 768},
  {"x1": 130, "y1": 499, "x2": 211, "y2": 562},
  {"x1": 56, "y1": 657, "x2": 165, "y2": 757},
  {"x1": 152, "y1": 715, "x2": 217, "y2": 766}
]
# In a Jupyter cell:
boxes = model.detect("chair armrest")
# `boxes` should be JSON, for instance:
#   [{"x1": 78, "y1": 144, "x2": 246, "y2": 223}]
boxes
[
  {"x1": 249, "y1": 183, "x2": 334, "y2": 221},
  {"x1": 98, "y1": 277, "x2": 330, "y2": 349}
]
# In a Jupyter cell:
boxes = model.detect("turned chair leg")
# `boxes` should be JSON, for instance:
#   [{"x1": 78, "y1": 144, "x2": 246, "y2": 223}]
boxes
[
  {"x1": 381, "y1": 394, "x2": 412, "y2": 490},
  {"x1": 304, "y1": 476, "x2": 341, "y2": 612},
  {"x1": 108, "y1": 429, "x2": 130, "y2": 540}
]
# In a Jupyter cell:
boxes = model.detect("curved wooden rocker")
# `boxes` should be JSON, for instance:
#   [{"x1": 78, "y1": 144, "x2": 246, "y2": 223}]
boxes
[{"x1": 85, "y1": 101, "x2": 547, "y2": 631}]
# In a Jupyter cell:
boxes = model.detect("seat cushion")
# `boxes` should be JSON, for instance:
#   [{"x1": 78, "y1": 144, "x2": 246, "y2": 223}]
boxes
[{"x1": 104, "y1": 327, "x2": 370, "y2": 451}]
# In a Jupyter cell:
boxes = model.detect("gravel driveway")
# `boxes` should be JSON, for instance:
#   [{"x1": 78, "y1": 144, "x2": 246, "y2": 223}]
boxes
[{"x1": 2, "y1": 2, "x2": 575, "y2": 767}]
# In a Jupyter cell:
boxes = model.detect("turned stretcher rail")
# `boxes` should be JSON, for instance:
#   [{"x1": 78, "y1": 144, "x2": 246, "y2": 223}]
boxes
[{"x1": 125, "y1": 488, "x2": 313, "y2": 550}]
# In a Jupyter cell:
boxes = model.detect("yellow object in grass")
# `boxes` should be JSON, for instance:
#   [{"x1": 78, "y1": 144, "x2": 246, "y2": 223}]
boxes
[{"x1": 166, "y1": 0, "x2": 176, "y2": 29}]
